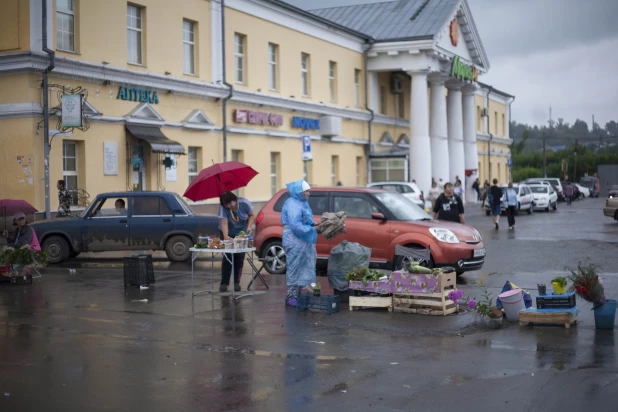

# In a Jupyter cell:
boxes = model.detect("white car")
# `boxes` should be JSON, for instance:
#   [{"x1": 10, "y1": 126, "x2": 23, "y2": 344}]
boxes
[
  {"x1": 367, "y1": 181, "x2": 425, "y2": 208},
  {"x1": 483, "y1": 183, "x2": 534, "y2": 215},
  {"x1": 575, "y1": 184, "x2": 590, "y2": 198},
  {"x1": 529, "y1": 184, "x2": 558, "y2": 211}
]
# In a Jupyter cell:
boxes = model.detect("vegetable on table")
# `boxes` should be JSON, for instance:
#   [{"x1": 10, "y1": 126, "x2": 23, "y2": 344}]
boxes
[{"x1": 345, "y1": 266, "x2": 384, "y2": 286}]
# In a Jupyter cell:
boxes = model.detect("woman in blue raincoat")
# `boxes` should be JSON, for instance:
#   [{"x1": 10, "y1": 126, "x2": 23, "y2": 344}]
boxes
[{"x1": 281, "y1": 180, "x2": 318, "y2": 306}]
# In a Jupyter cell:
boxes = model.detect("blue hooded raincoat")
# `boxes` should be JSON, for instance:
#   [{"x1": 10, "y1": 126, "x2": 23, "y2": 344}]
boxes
[{"x1": 281, "y1": 180, "x2": 318, "y2": 287}]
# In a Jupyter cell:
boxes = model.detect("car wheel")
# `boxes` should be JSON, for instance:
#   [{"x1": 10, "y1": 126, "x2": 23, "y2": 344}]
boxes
[
  {"x1": 527, "y1": 204, "x2": 533, "y2": 214},
  {"x1": 164, "y1": 235, "x2": 192, "y2": 262},
  {"x1": 262, "y1": 240, "x2": 286, "y2": 274},
  {"x1": 392, "y1": 245, "x2": 434, "y2": 271},
  {"x1": 42, "y1": 236, "x2": 70, "y2": 264}
]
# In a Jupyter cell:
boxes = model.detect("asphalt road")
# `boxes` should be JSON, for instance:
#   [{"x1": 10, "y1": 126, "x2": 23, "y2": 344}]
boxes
[{"x1": 1, "y1": 197, "x2": 616, "y2": 411}]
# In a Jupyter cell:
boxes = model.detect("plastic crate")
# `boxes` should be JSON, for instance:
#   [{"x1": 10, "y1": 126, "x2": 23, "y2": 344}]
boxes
[
  {"x1": 123, "y1": 255, "x2": 155, "y2": 287},
  {"x1": 10, "y1": 274, "x2": 33, "y2": 285},
  {"x1": 536, "y1": 292, "x2": 576, "y2": 309},
  {"x1": 296, "y1": 293, "x2": 341, "y2": 315}
]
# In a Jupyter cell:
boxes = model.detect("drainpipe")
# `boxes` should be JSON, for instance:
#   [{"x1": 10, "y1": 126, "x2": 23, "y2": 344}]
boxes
[
  {"x1": 221, "y1": 0, "x2": 233, "y2": 162},
  {"x1": 486, "y1": 86, "x2": 493, "y2": 183},
  {"x1": 42, "y1": 0, "x2": 55, "y2": 220},
  {"x1": 364, "y1": 40, "x2": 375, "y2": 184},
  {"x1": 508, "y1": 96, "x2": 515, "y2": 182}
]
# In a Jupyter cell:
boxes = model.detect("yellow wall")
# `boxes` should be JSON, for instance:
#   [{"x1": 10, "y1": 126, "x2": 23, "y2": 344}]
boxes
[
  {"x1": 0, "y1": 0, "x2": 30, "y2": 52},
  {"x1": 489, "y1": 99, "x2": 507, "y2": 137},
  {"x1": 376, "y1": 72, "x2": 409, "y2": 119},
  {"x1": 52, "y1": 0, "x2": 211, "y2": 82},
  {"x1": 226, "y1": 8, "x2": 365, "y2": 109},
  {"x1": 476, "y1": 141, "x2": 510, "y2": 185}
]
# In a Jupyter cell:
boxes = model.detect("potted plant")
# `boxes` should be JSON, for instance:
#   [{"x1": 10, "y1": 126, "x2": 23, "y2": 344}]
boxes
[
  {"x1": 551, "y1": 276, "x2": 568, "y2": 295},
  {"x1": 450, "y1": 284, "x2": 504, "y2": 329},
  {"x1": 1, "y1": 245, "x2": 48, "y2": 283},
  {"x1": 310, "y1": 282, "x2": 321, "y2": 297},
  {"x1": 567, "y1": 263, "x2": 615, "y2": 329}
]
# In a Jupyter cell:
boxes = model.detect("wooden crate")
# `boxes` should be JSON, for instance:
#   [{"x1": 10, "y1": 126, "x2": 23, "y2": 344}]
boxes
[
  {"x1": 519, "y1": 311, "x2": 578, "y2": 329},
  {"x1": 393, "y1": 290, "x2": 459, "y2": 316},
  {"x1": 349, "y1": 296, "x2": 393, "y2": 312}
]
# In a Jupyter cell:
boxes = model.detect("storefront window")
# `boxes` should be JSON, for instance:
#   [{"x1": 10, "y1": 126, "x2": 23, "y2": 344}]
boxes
[
  {"x1": 63, "y1": 141, "x2": 79, "y2": 206},
  {"x1": 370, "y1": 158, "x2": 406, "y2": 182}
]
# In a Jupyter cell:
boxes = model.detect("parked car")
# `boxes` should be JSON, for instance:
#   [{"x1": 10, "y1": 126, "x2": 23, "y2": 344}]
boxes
[
  {"x1": 367, "y1": 181, "x2": 425, "y2": 209},
  {"x1": 608, "y1": 185, "x2": 618, "y2": 199},
  {"x1": 575, "y1": 184, "x2": 590, "y2": 198},
  {"x1": 529, "y1": 184, "x2": 558, "y2": 211},
  {"x1": 254, "y1": 187, "x2": 486, "y2": 276},
  {"x1": 31, "y1": 192, "x2": 219, "y2": 263},
  {"x1": 603, "y1": 197, "x2": 618, "y2": 221},
  {"x1": 579, "y1": 176, "x2": 600, "y2": 197},
  {"x1": 525, "y1": 178, "x2": 564, "y2": 201},
  {"x1": 483, "y1": 183, "x2": 534, "y2": 216},
  {"x1": 562, "y1": 181, "x2": 586, "y2": 200}
]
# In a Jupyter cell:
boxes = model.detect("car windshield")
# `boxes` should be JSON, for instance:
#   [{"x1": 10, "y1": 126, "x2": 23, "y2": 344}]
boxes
[
  {"x1": 611, "y1": 185, "x2": 618, "y2": 191},
  {"x1": 530, "y1": 186, "x2": 548, "y2": 194},
  {"x1": 373, "y1": 192, "x2": 431, "y2": 221},
  {"x1": 580, "y1": 179, "x2": 594, "y2": 188}
]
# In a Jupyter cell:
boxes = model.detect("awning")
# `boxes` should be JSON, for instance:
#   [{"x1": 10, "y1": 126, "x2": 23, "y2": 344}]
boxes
[
  {"x1": 369, "y1": 147, "x2": 409, "y2": 159},
  {"x1": 126, "y1": 124, "x2": 185, "y2": 155}
]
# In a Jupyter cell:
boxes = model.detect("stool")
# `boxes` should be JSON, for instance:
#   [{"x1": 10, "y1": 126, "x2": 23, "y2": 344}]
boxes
[
  {"x1": 123, "y1": 254, "x2": 155, "y2": 287},
  {"x1": 245, "y1": 254, "x2": 270, "y2": 290}
]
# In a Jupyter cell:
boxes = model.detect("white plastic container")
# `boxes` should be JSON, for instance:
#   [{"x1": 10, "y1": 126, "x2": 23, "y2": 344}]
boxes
[{"x1": 498, "y1": 289, "x2": 526, "y2": 321}]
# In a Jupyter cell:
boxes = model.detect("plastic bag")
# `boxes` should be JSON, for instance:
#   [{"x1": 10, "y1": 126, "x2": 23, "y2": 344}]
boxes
[
  {"x1": 327, "y1": 241, "x2": 371, "y2": 291},
  {"x1": 319, "y1": 212, "x2": 347, "y2": 241},
  {"x1": 496, "y1": 281, "x2": 532, "y2": 310}
]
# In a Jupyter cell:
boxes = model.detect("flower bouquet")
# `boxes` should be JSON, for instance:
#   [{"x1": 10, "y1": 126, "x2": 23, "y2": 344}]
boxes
[
  {"x1": 0, "y1": 245, "x2": 48, "y2": 279},
  {"x1": 567, "y1": 262, "x2": 605, "y2": 305}
]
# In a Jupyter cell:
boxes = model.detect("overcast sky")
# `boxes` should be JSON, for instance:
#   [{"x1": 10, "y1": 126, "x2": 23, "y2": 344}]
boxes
[{"x1": 286, "y1": 0, "x2": 618, "y2": 128}]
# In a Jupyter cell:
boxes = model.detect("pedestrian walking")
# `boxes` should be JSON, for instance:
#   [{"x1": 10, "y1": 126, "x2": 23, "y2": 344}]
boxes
[
  {"x1": 563, "y1": 183, "x2": 573, "y2": 205},
  {"x1": 432, "y1": 182, "x2": 465, "y2": 224},
  {"x1": 218, "y1": 191, "x2": 255, "y2": 292},
  {"x1": 453, "y1": 180, "x2": 464, "y2": 198},
  {"x1": 489, "y1": 179, "x2": 503, "y2": 229},
  {"x1": 427, "y1": 181, "x2": 441, "y2": 209},
  {"x1": 472, "y1": 178, "x2": 481, "y2": 201},
  {"x1": 56, "y1": 180, "x2": 72, "y2": 217},
  {"x1": 281, "y1": 180, "x2": 319, "y2": 306},
  {"x1": 504, "y1": 182, "x2": 518, "y2": 230}
]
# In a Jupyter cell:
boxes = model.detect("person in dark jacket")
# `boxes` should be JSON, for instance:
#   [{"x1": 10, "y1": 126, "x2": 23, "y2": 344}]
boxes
[
  {"x1": 563, "y1": 184, "x2": 574, "y2": 205},
  {"x1": 432, "y1": 182, "x2": 465, "y2": 224},
  {"x1": 2, "y1": 212, "x2": 34, "y2": 248},
  {"x1": 489, "y1": 179, "x2": 503, "y2": 230}
]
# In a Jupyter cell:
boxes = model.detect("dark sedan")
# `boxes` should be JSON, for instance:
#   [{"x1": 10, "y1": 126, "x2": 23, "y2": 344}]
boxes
[{"x1": 31, "y1": 192, "x2": 219, "y2": 263}]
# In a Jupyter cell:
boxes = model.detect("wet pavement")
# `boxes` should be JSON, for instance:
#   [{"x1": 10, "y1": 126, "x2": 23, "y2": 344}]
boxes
[{"x1": 1, "y1": 198, "x2": 616, "y2": 411}]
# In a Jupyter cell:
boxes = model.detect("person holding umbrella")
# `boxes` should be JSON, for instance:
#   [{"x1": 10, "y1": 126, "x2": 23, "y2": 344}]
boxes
[
  {"x1": 218, "y1": 191, "x2": 255, "y2": 292},
  {"x1": 281, "y1": 180, "x2": 318, "y2": 306},
  {"x1": 3, "y1": 212, "x2": 34, "y2": 248}
]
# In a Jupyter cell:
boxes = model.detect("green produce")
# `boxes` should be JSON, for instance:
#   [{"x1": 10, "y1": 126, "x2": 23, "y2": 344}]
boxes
[
  {"x1": 408, "y1": 263, "x2": 432, "y2": 274},
  {"x1": 194, "y1": 242, "x2": 208, "y2": 249},
  {"x1": 345, "y1": 266, "x2": 384, "y2": 286}
]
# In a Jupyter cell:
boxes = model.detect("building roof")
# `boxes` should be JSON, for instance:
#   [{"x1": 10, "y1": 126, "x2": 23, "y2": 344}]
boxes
[
  {"x1": 310, "y1": 0, "x2": 461, "y2": 42},
  {"x1": 477, "y1": 82, "x2": 515, "y2": 99}
]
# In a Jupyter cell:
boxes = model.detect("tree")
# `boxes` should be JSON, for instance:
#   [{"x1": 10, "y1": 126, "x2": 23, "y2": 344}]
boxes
[
  {"x1": 606, "y1": 121, "x2": 618, "y2": 138},
  {"x1": 572, "y1": 119, "x2": 589, "y2": 137}
]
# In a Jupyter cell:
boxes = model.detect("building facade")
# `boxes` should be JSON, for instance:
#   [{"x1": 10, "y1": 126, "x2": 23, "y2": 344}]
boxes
[{"x1": 0, "y1": 0, "x2": 513, "y2": 214}]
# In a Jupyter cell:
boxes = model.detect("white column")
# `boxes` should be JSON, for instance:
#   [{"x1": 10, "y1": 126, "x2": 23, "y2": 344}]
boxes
[
  {"x1": 408, "y1": 71, "x2": 431, "y2": 195},
  {"x1": 210, "y1": 0, "x2": 223, "y2": 83},
  {"x1": 429, "y1": 75, "x2": 450, "y2": 185},
  {"x1": 369, "y1": 72, "x2": 379, "y2": 112},
  {"x1": 447, "y1": 82, "x2": 465, "y2": 187},
  {"x1": 463, "y1": 84, "x2": 479, "y2": 203}
]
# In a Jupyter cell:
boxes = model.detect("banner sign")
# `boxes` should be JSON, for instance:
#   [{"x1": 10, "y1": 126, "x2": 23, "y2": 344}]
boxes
[{"x1": 61, "y1": 94, "x2": 83, "y2": 128}]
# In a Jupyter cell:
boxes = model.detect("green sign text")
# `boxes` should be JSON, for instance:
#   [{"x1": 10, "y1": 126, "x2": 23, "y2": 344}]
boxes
[
  {"x1": 117, "y1": 87, "x2": 160, "y2": 104},
  {"x1": 451, "y1": 56, "x2": 478, "y2": 82}
]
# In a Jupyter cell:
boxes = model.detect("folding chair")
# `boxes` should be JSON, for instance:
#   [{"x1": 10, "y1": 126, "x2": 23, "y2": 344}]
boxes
[
  {"x1": 394, "y1": 244, "x2": 431, "y2": 271},
  {"x1": 30, "y1": 230, "x2": 43, "y2": 279},
  {"x1": 245, "y1": 254, "x2": 270, "y2": 291}
]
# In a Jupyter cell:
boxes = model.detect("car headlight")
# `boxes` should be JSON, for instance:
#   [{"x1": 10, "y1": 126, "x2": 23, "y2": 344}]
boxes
[{"x1": 429, "y1": 228, "x2": 460, "y2": 244}]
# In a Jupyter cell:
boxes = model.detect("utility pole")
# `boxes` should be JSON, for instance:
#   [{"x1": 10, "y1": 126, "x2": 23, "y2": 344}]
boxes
[
  {"x1": 542, "y1": 131, "x2": 547, "y2": 178},
  {"x1": 42, "y1": 0, "x2": 55, "y2": 220},
  {"x1": 573, "y1": 139, "x2": 578, "y2": 182}
]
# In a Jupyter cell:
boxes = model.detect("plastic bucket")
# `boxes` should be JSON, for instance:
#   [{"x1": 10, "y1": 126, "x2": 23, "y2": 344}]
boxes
[
  {"x1": 537, "y1": 284, "x2": 546, "y2": 295},
  {"x1": 499, "y1": 289, "x2": 526, "y2": 321},
  {"x1": 593, "y1": 299, "x2": 617, "y2": 330},
  {"x1": 552, "y1": 282, "x2": 566, "y2": 295}
]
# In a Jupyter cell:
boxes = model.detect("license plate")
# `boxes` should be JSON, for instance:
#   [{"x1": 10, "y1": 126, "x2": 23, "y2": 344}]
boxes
[{"x1": 474, "y1": 248, "x2": 486, "y2": 257}]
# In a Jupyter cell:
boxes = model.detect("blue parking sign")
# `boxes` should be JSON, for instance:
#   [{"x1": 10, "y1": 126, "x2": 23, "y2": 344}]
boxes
[
  {"x1": 507, "y1": 158, "x2": 512, "y2": 168},
  {"x1": 302, "y1": 135, "x2": 312, "y2": 161}
]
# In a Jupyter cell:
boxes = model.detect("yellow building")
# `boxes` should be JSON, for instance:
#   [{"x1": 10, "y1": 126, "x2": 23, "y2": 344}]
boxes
[{"x1": 0, "y1": 0, "x2": 513, "y2": 216}]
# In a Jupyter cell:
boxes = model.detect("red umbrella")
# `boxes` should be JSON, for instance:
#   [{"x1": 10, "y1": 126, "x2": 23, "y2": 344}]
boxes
[
  {"x1": 0, "y1": 199, "x2": 38, "y2": 231},
  {"x1": 183, "y1": 161, "x2": 258, "y2": 201}
]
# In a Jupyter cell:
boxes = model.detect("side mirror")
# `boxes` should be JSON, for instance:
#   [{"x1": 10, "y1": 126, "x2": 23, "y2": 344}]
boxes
[{"x1": 371, "y1": 212, "x2": 386, "y2": 221}]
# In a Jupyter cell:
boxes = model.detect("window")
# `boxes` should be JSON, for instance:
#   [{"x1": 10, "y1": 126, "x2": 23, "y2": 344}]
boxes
[
  {"x1": 234, "y1": 33, "x2": 246, "y2": 83},
  {"x1": 63, "y1": 141, "x2": 78, "y2": 206},
  {"x1": 398, "y1": 93, "x2": 405, "y2": 118},
  {"x1": 476, "y1": 106, "x2": 481, "y2": 132},
  {"x1": 502, "y1": 114, "x2": 506, "y2": 136},
  {"x1": 331, "y1": 155, "x2": 339, "y2": 186},
  {"x1": 329, "y1": 61, "x2": 337, "y2": 102},
  {"x1": 494, "y1": 111, "x2": 498, "y2": 135},
  {"x1": 131, "y1": 197, "x2": 172, "y2": 216},
  {"x1": 370, "y1": 159, "x2": 405, "y2": 182},
  {"x1": 333, "y1": 196, "x2": 378, "y2": 219},
  {"x1": 270, "y1": 152, "x2": 280, "y2": 196},
  {"x1": 354, "y1": 70, "x2": 361, "y2": 107},
  {"x1": 380, "y1": 86, "x2": 386, "y2": 115},
  {"x1": 273, "y1": 192, "x2": 328, "y2": 215},
  {"x1": 127, "y1": 5, "x2": 143, "y2": 64},
  {"x1": 301, "y1": 53, "x2": 310, "y2": 96},
  {"x1": 89, "y1": 197, "x2": 129, "y2": 218},
  {"x1": 188, "y1": 147, "x2": 199, "y2": 184},
  {"x1": 356, "y1": 156, "x2": 363, "y2": 186},
  {"x1": 57, "y1": 0, "x2": 75, "y2": 51},
  {"x1": 268, "y1": 43, "x2": 278, "y2": 90},
  {"x1": 183, "y1": 20, "x2": 195, "y2": 75}
]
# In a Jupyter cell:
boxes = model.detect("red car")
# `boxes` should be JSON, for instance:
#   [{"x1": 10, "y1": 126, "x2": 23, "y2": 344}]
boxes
[{"x1": 254, "y1": 187, "x2": 485, "y2": 276}]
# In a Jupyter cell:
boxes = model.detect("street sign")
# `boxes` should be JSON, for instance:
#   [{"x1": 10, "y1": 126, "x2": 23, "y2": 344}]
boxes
[
  {"x1": 301, "y1": 135, "x2": 312, "y2": 161},
  {"x1": 61, "y1": 94, "x2": 83, "y2": 128},
  {"x1": 507, "y1": 158, "x2": 512, "y2": 168}
]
